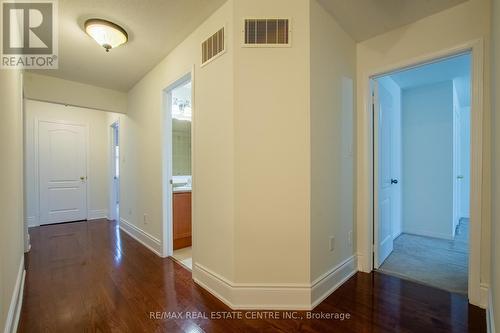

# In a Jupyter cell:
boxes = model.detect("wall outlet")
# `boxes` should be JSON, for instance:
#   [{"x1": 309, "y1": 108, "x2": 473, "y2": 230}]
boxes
[
  {"x1": 143, "y1": 213, "x2": 148, "y2": 225},
  {"x1": 329, "y1": 236, "x2": 335, "y2": 252},
  {"x1": 348, "y1": 231, "x2": 353, "y2": 246}
]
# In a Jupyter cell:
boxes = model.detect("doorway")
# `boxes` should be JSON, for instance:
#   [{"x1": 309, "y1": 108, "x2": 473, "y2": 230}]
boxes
[
  {"x1": 109, "y1": 121, "x2": 120, "y2": 222},
  {"x1": 162, "y1": 73, "x2": 193, "y2": 270},
  {"x1": 372, "y1": 53, "x2": 472, "y2": 294}
]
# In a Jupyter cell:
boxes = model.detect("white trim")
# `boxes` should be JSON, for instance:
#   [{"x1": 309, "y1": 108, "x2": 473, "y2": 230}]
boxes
[
  {"x1": 119, "y1": 218, "x2": 162, "y2": 257},
  {"x1": 193, "y1": 256, "x2": 357, "y2": 310},
  {"x1": 402, "y1": 229, "x2": 454, "y2": 241},
  {"x1": 481, "y1": 283, "x2": 490, "y2": 309},
  {"x1": 357, "y1": 39, "x2": 484, "y2": 307},
  {"x1": 311, "y1": 256, "x2": 358, "y2": 308},
  {"x1": 3, "y1": 257, "x2": 25, "y2": 333},
  {"x1": 87, "y1": 209, "x2": 108, "y2": 220},
  {"x1": 488, "y1": 290, "x2": 496, "y2": 333},
  {"x1": 26, "y1": 216, "x2": 37, "y2": 228}
]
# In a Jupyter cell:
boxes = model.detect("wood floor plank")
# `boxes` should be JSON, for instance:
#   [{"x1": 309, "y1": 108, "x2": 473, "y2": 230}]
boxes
[{"x1": 18, "y1": 220, "x2": 486, "y2": 333}]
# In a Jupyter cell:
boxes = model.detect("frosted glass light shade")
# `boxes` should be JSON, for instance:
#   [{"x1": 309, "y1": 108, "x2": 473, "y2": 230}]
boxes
[{"x1": 85, "y1": 19, "x2": 128, "y2": 52}]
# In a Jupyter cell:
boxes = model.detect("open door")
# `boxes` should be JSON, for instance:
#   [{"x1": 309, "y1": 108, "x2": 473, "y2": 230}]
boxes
[{"x1": 373, "y1": 80, "x2": 398, "y2": 268}]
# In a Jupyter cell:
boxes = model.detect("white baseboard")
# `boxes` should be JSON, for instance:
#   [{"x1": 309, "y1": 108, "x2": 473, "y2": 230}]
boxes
[
  {"x1": 403, "y1": 228, "x2": 453, "y2": 240},
  {"x1": 311, "y1": 255, "x2": 357, "y2": 308},
  {"x1": 26, "y1": 216, "x2": 37, "y2": 228},
  {"x1": 119, "y1": 218, "x2": 162, "y2": 257},
  {"x1": 3, "y1": 256, "x2": 25, "y2": 333},
  {"x1": 488, "y1": 290, "x2": 496, "y2": 333},
  {"x1": 193, "y1": 256, "x2": 358, "y2": 310},
  {"x1": 87, "y1": 209, "x2": 108, "y2": 220},
  {"x1": 392, "y1": 230, "x2": 403, "y2": 239},
  {"x1": 193, "y1": 263, "x2": 311, "y2": 310},
  {"x1": 481, "y1": 283, "x2": 490, "y2": 309},
  {"x1": 356, "y1": 253, "x2": 371, "y2": 273}
]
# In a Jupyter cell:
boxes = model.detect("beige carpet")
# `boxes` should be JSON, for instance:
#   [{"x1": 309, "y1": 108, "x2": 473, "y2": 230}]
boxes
[{"x1": 378, "y1": 219, "x2": 469, "y2": 294}]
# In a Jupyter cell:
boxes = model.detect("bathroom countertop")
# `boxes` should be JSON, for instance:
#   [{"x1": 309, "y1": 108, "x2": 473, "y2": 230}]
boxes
[{"x1": 173, "y1": 186, "x2": 192, "y2": 193}]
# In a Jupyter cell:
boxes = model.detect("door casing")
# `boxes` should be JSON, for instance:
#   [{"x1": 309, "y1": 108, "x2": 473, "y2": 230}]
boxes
[{"x1": 358, "y1": 39, "x2": 484, "y2": 307}]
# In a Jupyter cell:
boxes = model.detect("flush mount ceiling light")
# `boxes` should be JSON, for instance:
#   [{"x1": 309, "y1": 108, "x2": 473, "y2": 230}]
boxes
[{"x1": 84, "y1": 18, "x2": 128, "y2": 52}]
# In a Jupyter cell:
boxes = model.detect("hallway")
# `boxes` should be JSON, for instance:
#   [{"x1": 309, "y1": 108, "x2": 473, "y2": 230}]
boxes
[{"x1": 18, "y1": 220, "x2": 485, "y2": 332}]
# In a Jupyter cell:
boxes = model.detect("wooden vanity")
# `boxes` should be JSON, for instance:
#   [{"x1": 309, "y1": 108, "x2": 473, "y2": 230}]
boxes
[{"x1": 173, "y1": 190, "x2": 192, "y2": 250}]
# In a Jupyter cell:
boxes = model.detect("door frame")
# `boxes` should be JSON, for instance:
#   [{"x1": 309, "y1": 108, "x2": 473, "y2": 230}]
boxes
[
  {"x1": 108, "y1": 120, "x2": 120, "y2": 221},
  {"x1": 161, "y1": 69, "x2": 194, "y2": 258},
  {"x1": 34, "y1": 117, "x2": 90, "y2": 225},
  {"x1": 359, "y1": 39, "x2": 484, "y2": 306}
]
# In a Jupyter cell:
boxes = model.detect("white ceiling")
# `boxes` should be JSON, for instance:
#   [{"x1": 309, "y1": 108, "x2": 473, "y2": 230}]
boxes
[
  {"x1": 389, "y1": 53, "x2": 471, "y2": 106},
  {"x1": 390, "y1": 53, "x2": 471, "y2": 89},
  {"x1": 28, "y1": 0, "x2": 226, "y2": 92},
  {"x1": 316, "y1": 0, "x2": 469, "y2": 42}
]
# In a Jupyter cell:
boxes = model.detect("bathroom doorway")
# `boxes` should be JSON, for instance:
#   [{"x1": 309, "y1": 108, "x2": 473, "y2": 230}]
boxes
[{"x1": 162, "y1": 73, "x2": 193, "y2": 270}]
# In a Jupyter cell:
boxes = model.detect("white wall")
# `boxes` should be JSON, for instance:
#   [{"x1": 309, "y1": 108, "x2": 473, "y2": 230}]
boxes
[
  {"x1": 491, "y1": 0, "x2": 500, "y2": 330},
  {"x1": 122, "y1": 0, "x2": 358, "y2": 308},
  {"x1": 123, "y1": 0, "x2": 235, "y2": 279},
  {"x1": 309, "y1": 0, "x2": 356, "y2": 282},
  {"x1": 24, "y1": 99, "x2": 118, "y2": 226},
  {"x1": 378, "y1": 76, "x2": 403, "y2": 239},
  {"x1": 0, "y1": 70, "x2": 25, "y2": 332},
  {"x1": 23, "y1": 73, "x2": 127, "y2": 114},
  {"x1": 401, "y1": 81, "x2": 454, "y2": 239},
  {"x1": 232, "y1": 0, "x2": 311, "y2": 285},
  {"x1": 356, "y1": 0, "x2": 491, "y2": 288}
]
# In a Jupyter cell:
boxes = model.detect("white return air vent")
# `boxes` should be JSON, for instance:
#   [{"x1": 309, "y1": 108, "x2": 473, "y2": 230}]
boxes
[
  {"x1": 201, "y1": 27, "x2": 225, "y2": 66},
  {"x1": 243, "y1": 18, "x2": 291, "y2": 47}
]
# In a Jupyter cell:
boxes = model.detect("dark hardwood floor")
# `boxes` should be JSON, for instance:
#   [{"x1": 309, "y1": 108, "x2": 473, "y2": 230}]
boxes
[{"x1": 18, "y1": 219, "x2": 486, "y2": 332}]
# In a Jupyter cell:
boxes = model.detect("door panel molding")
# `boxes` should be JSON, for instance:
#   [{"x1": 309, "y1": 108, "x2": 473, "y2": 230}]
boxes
[{"x1": 35, "y1": 119, "x2": 90, "y2": 225}]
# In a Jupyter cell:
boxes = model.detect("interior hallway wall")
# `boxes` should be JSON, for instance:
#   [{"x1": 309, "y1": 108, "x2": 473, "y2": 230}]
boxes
[
  {"x1": 23, "y1": 73, "x2": 127, "y2": 114},
  {"x1": 24, "y1": 99, "x2": 118, "y2": 226},
  {"x1": 309, "y1": 0, "x2": 357, "y2": 283},
  {"x1": 356, "y1": 0, "x2": 492, "y2": 291},
  {"x1": 402, "y1": 81, "x2": 454, "y2": 239},
  {"x1": 0, "y1": 69, "x2": 24, "y2": 332},
  {"x1": 232, "y1": 0, "x2": 311, "y2": 285},
  {"x1": 124, "y1": 0, "x2": 235, "y2": 279}
]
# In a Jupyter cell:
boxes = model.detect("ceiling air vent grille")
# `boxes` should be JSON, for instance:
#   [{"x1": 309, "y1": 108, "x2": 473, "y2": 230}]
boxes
[
  {"x1": 243, "y1": 19, "x2": 290, "y2": 47},
  {"x1": 202, "y1": 27, "x2": 225, "y2": 66}
]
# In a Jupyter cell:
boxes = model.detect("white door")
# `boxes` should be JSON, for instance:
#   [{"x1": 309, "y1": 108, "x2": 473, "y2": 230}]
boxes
[
  {"x1": 39, "y1": 121, "x2": 87, "y2": 225},
  {"x1": 453, "y1": 106, "x2": 462, "y2": 234},
  {"x1": 374, "y1": 81, "x2": 396, "y2": 268},
  {"x1": 111, "y1": 124, "x2": 120, "y2": 220}
]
